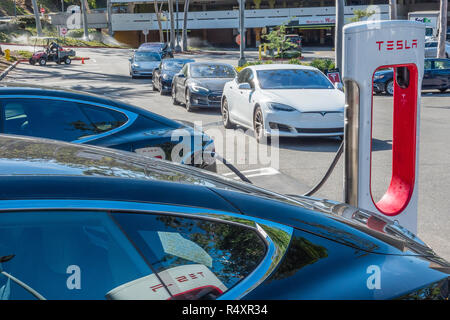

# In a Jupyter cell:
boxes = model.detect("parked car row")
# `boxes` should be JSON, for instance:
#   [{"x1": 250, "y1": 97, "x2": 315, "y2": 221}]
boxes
[
  {"x1": 373, "y1": 58, "x2": 450, "y2": 95},
  {"x1": 128, "y1": 47, "x2": 346, "y2": 144}
]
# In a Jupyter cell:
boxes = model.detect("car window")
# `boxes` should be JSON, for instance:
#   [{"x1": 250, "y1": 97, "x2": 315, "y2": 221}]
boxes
[
  {"x1": 433, "y1": 60, "x2": 450, "y2": 69},
  {"x1": 257, "y1": 69, "x2": 334, "y2": 89},
  {"x1": 237, "y1": 68, "x2": 250, "y2": 84},
  {"x1": 79, "y1": 104, "x2": 128, "y2": 135},
  {"x1": 0, "y1": 211, "x2": 155, "y2": 300},
  {"x1": 1, "y1": 99, "x2": 127, "y2": 141},
  {"x1": 190, "y1": 64, "x2": 236, "y2": 78},
  {"x1": 134, "y1": 52, "x2": 161, "y2": 62},
  {"x1": 111, "y1": 212, "x2": 267, "y2": 300},
  {"x1": 424, "y1": 60, "x2": 432, "y2": 70}
]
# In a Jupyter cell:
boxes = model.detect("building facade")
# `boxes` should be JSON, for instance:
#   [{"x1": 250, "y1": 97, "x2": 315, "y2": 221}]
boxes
[{"x1": 109, "y1": 0, "x2": 391, "y2": 48}]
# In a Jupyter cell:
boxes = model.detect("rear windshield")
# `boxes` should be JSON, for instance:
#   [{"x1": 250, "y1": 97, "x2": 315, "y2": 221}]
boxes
[{"x1": 257, "y1": 69, "x2": 334, "y2": 89}]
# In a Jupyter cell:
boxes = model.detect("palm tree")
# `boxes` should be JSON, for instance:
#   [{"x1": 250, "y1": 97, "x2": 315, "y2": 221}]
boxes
[
  {"x1": 168, "y1": 0, "x2": 175, "y2": 49},
  {"x1": 182, "y1": 0, "x2": 190, "y2": 51},
  {"x1": 154, "y1": 0, "x2": 164, "y2": 42},
  {"x1": 437, "y1": 0, "x2": 448, "y2": 58}
]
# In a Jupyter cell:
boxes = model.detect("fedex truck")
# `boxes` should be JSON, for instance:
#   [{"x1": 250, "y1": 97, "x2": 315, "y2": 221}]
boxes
[{"x1": 408, "y1": 11, "x2": 439, "y2": 41}]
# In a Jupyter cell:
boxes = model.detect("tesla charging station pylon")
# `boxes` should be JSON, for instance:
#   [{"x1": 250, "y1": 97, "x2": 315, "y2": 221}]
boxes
[{"x1": 342, "y1": 20, "x2": 425, "y2": 234}]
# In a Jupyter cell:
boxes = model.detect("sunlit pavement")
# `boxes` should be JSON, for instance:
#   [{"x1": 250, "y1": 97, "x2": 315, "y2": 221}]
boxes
[{"x1": 2, "y1": 45, "x2": 450, "y2": 261}]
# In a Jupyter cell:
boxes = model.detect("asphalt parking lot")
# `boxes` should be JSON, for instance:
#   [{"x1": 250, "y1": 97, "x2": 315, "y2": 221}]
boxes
[{"x1": 2, "y1": 45, "x2": 450, "y2": 261}]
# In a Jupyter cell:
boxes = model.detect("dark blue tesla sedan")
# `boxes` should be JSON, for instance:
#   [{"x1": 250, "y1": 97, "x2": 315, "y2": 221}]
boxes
[
  {"x1": 0, "y1": 84, "x2": 215, "y2": 171},
  {"x1": 373, "y1": 58, "x2": 450, "y2": 95},
  {"x1": 0, "y1": 135, "x2": 448, "y2": 300}
]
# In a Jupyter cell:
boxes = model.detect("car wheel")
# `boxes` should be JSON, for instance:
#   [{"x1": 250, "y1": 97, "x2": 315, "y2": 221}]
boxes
[
  {"x1": 222, "y1": 98, "x2": 235, "y2": 129},
  {"x1": 185, "y1": 89, "x2": 194, "y2": 112},
  {"x1": 386, "y1": 80, "x2": 394, "y2": 95},
  {"x1": 38, "y1": 58, "x2": 47, "y2": 66},
  {"x1": 29, "y1": 58, "x2": 35, "y2": 65},
  {"x1": 64, "y1": 58, "x2": 71, "y2": 65},
  {"x1": 439, "y1": 88, "x2": 447, "y2": 93},
  {"x1": 253, "y1": 107, "x2": 270, "y2": 144},
  {"x1": 152, "y1": 79, "x2": 158, "y2": 91},
  {"x1": 172, "y1": 86, "x2": 180, "y2": 105},
  {"x1": 446, "y1": 53, "x2": 449, "y2": 58}
]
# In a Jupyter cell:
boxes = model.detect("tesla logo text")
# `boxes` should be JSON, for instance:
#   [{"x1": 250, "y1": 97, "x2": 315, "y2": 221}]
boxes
[
  {"x1": 66, "y1": 265, "x2": 81, "y2": 290},
  {"x1": 366, "y1": 265, "x2": 381, "y2": 290},
  {"x1": 150, "y1": 271, "x2": 206, "y2": 292},
  {"x1": 376, "y1": 40, "x2": 418, "y2": 51}
]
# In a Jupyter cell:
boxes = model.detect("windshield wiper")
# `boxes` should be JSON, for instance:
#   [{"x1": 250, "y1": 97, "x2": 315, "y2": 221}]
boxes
[{"x1": 0, "y1": 255, "x2": 46, "y2": 300}]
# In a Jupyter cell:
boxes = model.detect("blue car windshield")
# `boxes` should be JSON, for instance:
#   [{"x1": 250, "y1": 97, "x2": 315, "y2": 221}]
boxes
[
  {"x1": 135, "y1": 52, "x2": 161, "y2": 62},
  {"x1": 163, "y1": 60, "x2": 191, "y2": 72},
  {"x1": 190, "y1": 64, "x2": 236, "y2": 78},
  {"x1": 257, "y1": 69, "x2": 334, "y2": 89}
]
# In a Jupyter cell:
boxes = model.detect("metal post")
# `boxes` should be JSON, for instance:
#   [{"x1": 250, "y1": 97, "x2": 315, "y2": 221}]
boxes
[
  {"x1": 107, "y1": 0, "x2": 113, "y2": 36},
  {"x1": 31, "y1": 0, "x2": 43, "y2": 37},
  {"x1": 335, "y1": 0, "x2": 344, "y2": 72},
  {"x1": 61, "y1": 0, "x2": 64, "y2": 12},
  {"x1": 80, "y1": 0, "x2": 90, "y2": 40},
  {"x1": 389, "y1": 0, "x2": 397, "y2": 20},
  {"x1": 14, "y1": 0, "x2": 16, "y2": 16},
  {"x1": 175, "y1": 0, "x2": 181, "y2": 52},
  {"x1": 238, "y1": 0, "x2": 246, "y2": 67}
]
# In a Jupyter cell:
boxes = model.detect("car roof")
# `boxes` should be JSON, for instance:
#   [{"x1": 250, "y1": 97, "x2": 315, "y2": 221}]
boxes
[
  {"x1": 249, "y1": 64, "x2": 317, "y2": 71},
  {"x1": 0, "y1": 134, "x2": 438, "y2": 257},
  {"x1": 0, "y1": 83, "x2": 183, "y2": 129}
]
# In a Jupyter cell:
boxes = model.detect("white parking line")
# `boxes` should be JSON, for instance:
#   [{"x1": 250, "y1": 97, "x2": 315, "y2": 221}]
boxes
[{"x1": 222, "y1": 167, "x2": 280, "y2": 180}]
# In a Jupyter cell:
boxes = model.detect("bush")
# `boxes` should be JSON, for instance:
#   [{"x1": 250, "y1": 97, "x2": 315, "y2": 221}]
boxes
[{"x1": 309, "y1": 59, "x2": 335, "y2": 73}]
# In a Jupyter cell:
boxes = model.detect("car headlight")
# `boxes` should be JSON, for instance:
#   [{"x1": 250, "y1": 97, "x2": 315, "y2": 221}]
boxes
[
  {"x1": 162, "y1": 73, "x2": 170, "y2": 80},
  {"x1": 132, "y1": 63, "x2": 139, "y2": 68},
  {"x1": 374, "y1": 74, "x2": 385, "y2": 80},
  {"x1": 267, "y1": 102, "x2": 296, "y2": 112},
  {"x1": 191, "y1": 84, "x2": 209, "y2": 93}
]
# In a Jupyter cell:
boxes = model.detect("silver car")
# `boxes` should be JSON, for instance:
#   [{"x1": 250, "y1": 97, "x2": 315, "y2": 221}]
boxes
[
  {"x1": 129, "y1": 51, "x2": 162, "y2": 79},
  {"x1": 425, "y1": 41, "x2": 450, "y2": 58}
]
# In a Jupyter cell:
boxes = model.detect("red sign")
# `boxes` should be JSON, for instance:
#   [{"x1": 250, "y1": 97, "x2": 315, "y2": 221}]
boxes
[
  {"x1": 40, "y1": 8, "x2": 45, "y2": 13},
  {"x1": 235, "y1": 34, "x2": 241, "y2": 46},
  {"x1": 60, "y1": 27, "x2": 68, "y2": 36},
  {"x1": 327, "y1": 72, "x2": 341, "y2": 84}
]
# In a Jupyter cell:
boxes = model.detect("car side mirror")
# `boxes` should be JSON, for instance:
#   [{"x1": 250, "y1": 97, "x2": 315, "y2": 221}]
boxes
[
  {"x1": 154, "y1": 67, "x2": 159, "y2": 71},
  {"x1": 128, "y1": 57, "x2": 132, "y2": 62},
  {"x1": 334, "y1": 82, "x2": 344, "y2": 91},
  {"x1": 238, "y1": 83, "x2": 251, "y2": 90}
]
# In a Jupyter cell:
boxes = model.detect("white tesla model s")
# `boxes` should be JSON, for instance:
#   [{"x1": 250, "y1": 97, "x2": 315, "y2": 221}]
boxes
[{"x1": 221, "y1": 64, "x2": 345, "y2": 143}]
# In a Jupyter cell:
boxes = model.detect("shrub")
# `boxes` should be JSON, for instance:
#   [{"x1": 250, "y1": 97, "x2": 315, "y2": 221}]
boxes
[{"x1": 309, "y1": 59, "x2": 335, "y2": 73}]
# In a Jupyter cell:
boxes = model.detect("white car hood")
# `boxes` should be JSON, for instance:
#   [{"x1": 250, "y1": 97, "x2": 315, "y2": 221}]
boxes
[{"x1": 262, "y1": 89, "x2": 345, "y2": 112}]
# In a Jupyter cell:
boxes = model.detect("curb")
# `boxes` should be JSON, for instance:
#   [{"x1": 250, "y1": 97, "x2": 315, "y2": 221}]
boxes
[{"x1": 0, "y1": 60, "x2": 20, "y2": 81}]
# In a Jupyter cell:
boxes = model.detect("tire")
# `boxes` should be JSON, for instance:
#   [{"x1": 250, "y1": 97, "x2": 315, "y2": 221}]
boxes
[
  {"x1": 439, "y1": 88, "x2": 447, "y2": 93},
  {"x1": 385, "y1": 80, "x2": 394, "y2": 95},
  {"x1": 29, "y1": 58, "x2": 35, "y2": 65},
  {"x1": 185, "y1": 89, "x2": 194, "y2": 112},
  {"x1": 38, "y1": 58, "x2": 47, "y2": 66},
  {"x1": 172, "y1": 86, "x2": 180, "y2": 105},
  {"x1": 253, "y1": 107, "x2": 270, "y2": 144},
  {"x1": 221, "y1": 98, "x2": 235, "y2": 129},
  {"x1": 64, "y1": 57, "x2": 71, "y2": 65},
  {"x1": 152, "y1": 79, "x2": 158, "y2": 91}
]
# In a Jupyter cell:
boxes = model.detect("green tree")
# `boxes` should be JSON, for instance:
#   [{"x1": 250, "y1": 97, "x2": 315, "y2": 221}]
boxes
[
  {"x1": 261, "y1": 23, "x2": 296, "y2": 58},
  {"x1": 349, "y1": 9, "x2": 376, "y2": 23}
]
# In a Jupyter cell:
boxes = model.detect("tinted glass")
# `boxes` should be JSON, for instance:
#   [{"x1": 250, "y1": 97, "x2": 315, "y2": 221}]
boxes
[
  {"x1": 190, "y1": 64, "x2": 236, "y2": 78},
  {"x1": 0, "y1": 211, "x2": 155, "y2": 300},
  {"x1": 1, "y1": 99, "x2": 127, "y2": 141},
  {"x1": 257, "y1": 69, "x2": 334, "y2": 89},
  {"x1": 79, "y1": 104, "x2": 127, "y2": 135},
  {"x1": 424, "y1": 60, "x2": 432, "y2": 70},
  {"x1": 111, "y1": 213, "x2": 266, "y2": 300},
  {"x1": 163, "y1": 60, "x2": 193, "y2": 72},
  {"x1": 134, "y1": 52, "x2": 161, "y2": 62},
  {"x1": 433, "y1": 60, "x2": 450, "y2": 69},
  {"x1": 237, "y1": 68, "x2": 250, "y2": 84}
]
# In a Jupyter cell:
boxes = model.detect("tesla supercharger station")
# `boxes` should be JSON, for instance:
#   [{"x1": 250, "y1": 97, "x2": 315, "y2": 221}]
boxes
[{"x1": 342, "y1": 20, "x2": 425, "y2": 234}]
